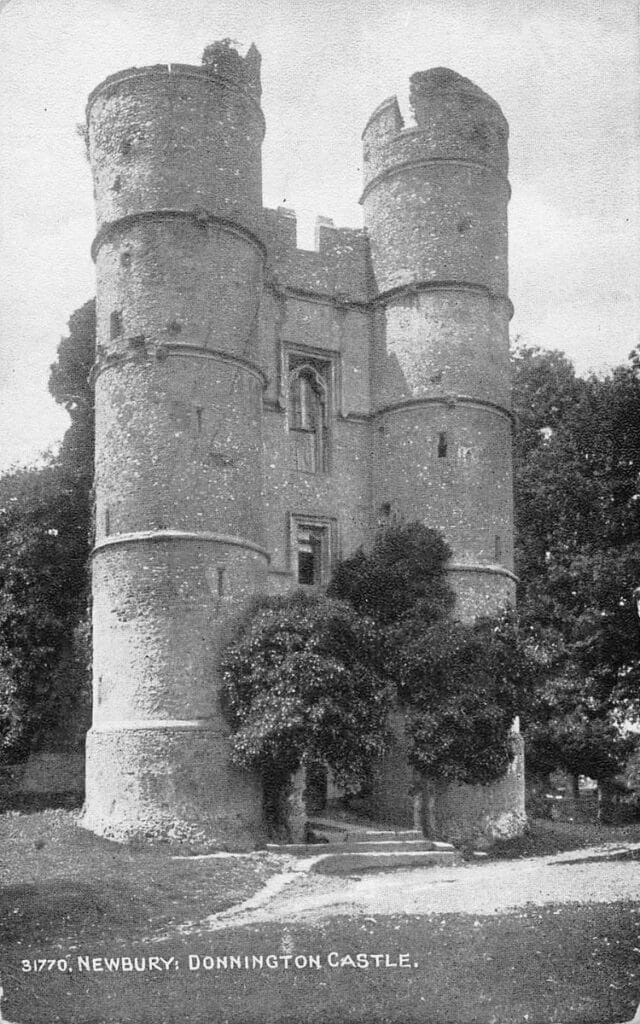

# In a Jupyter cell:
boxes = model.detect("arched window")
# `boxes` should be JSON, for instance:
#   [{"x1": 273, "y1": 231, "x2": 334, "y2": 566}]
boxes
[{"x1": 288, "y1": 364, "x2": 328, "y2": 474}]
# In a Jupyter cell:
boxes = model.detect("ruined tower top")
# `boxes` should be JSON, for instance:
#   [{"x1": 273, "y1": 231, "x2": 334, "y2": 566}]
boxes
[
  {"x1": 361, "y1": 66, "x2": 509, "y2": 194},
  {"x1": 200, "y1": 39, "x2": 262, "y2": 101},
  {"x1": 408, "y1": 67, "x2": 506, "y2": 121}
]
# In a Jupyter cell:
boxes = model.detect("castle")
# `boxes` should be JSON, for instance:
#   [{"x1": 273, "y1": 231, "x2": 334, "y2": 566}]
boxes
[{"x1": 82, "y1": 41, "x2": 523, "y2": 847}]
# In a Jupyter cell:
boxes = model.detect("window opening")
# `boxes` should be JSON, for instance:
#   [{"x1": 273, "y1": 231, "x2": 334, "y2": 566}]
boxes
[
  {"x1": 195, "y1": 407, "x2": 203, "y2": 435},
  {"x1": 216, "y1": 566, "x2": 225, "y2": 597},
  {"x1": 297, "y1": 525, "x2": 326, "y2": 586},
  {"x1": 437, "y1": 432, "x2": 448, "y2": 458},
  {"x1": 288, "y1": 362, "x2": 329, "y2": 474},
  {"x1": 494, "y1": 535, "x2": 502, "y2": 562}
]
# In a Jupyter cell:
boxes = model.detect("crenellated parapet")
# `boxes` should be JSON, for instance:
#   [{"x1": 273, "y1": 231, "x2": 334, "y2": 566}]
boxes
[
  {"x1": 361, "y1": 68, "x2": 509, "y2": 298},
  {"x1": 362, "y1": 70, "x2": 508, "y2": 195},
  {"x1": 262, "y1": 208, "x2": 373, "y2": 304}
]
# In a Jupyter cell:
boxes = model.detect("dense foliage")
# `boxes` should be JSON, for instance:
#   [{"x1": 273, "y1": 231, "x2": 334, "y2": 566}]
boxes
[
  {"x1": 221, "y1": 592, "x2": 390, "y2": 791},
  {"x1": 48, "y1": 298, "x2": 95, "y2": 484},
  {"x1": 327, "y1": 521, "x2": 454, "y2": 628},
  {"x1": 0, "y1": 464, "x2": 91, "y2": 758},
  {"x1": 400, "y1": 614, "x2": 531, "y2": 784},
  {"x1": 330, "y1": 522, "x2": 529, "y2": 788},
  {"x1": 0, "y1": 299, "x2": 94, "y2": 761},
  {"x1": 512, "y1": 343, "x2": 640, "y2": 782}
]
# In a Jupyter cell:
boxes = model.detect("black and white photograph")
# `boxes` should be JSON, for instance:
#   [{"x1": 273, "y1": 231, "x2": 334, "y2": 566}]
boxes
[{"x1": 0, "y1": 1, "x2": 639, "y2": 1021}]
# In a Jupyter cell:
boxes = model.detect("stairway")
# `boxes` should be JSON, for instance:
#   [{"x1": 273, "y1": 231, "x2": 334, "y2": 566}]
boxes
[{"x1": 266, "y1": 816, "x2": 459, "y2": 874}]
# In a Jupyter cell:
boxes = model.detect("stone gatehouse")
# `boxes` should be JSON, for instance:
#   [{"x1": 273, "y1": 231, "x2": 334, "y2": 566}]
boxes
[{"x1": 81, "y1": 40, "x2": 522, "y2": 848}]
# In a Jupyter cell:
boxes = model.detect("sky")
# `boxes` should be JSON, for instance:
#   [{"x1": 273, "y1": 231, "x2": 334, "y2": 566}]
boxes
[{"x1": 0, "y1": 0, "x2": 638, "y2": 473}]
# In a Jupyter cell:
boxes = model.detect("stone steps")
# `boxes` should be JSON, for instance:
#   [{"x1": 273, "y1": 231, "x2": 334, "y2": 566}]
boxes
[
  {"x1": 311, "y1": 848, "x2": 458, "y2": 875},
  {"x1": 266, "y1": 815, "x2": 459, "y2": 873},
  {"x1": 308, "y1": 816, "x2": 423, "y2": 843}
]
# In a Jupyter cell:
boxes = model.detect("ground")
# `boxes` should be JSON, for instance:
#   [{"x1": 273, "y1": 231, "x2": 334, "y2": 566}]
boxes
[{"x1": 1, "y1": 811, "x2": 640, "y2": 1023}]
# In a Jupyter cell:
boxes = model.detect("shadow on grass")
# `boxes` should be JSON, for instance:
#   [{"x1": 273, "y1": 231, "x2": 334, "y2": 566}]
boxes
[
  {"x1": 551, "y1": 848, "x2": 640, "y2": 866},
  {"x1": 0, "y1": 879, "x2": 155, "y2": 944},
  {"x1": 476, "y1": 818, "x2": 640, "y2": 861}
]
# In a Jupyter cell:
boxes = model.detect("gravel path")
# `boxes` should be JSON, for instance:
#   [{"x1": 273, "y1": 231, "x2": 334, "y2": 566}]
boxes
[{"x1": 196, "y1": 841, "x2": 640, "y2": 932}]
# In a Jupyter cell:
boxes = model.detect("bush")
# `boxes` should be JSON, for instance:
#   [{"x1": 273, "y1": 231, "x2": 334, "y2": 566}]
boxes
[
  {"x1": 399, "y1": 614, "x2": 530, "y2": 785},
  {"x1": 221, "y1": 592, "x2": 390, "y2": 793},
  {"x1": 327, "y1": 521, "x2": 454, "y2": 628}
]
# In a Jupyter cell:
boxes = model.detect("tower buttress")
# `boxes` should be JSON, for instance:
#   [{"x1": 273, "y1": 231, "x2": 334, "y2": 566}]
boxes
[
  {"x1": 84, "y1": 41, "x2": 267, "y2": 847},
  {"x1": 362, "y1": 68, "x2": 515, "y2": 620}
]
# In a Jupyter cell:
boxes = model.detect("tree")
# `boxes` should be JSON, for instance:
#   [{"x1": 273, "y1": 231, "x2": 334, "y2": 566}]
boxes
[
  {"x1": 327, "y1": 521, "x2": 455, "y2": 629},
  {"x1": 0, "y1": 299, "x2": 95, "y2": 761},
  {"x1": 330, "y1": 523, "x2": 531, "y2": 831},
  {"x1": 0, "y1": 463, "x2": 91, "y2": 759},
  {"x1": 399, "y1": 614, "x2": 527, "y2": 786},
  {"x1": 512, "y1": 343, "x2": 640, "y2": 787},
  {"x1": 48, "y1": 298, "x2": 95, "y2": 482},
  {"x1": 220, "y1": 592, "x2": 390, "y2": 836}
]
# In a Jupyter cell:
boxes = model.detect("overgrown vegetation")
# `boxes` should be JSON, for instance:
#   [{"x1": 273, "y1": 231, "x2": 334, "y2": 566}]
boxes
[
  {"x1": 512, "y1": 343, "x2": 640, "y2": 788},
  {"x1": 399, "y1": 614, "x2": 529, "y2": 786},
  {"x1": 0, "y1": 301, "x2": 94, "y2": 762},
  {"x1": 222, "y1": 523, "x2": 532, "y2": 835},
  {"x1": 221, "y1": 592, "x2": 390, "y2": 831}
]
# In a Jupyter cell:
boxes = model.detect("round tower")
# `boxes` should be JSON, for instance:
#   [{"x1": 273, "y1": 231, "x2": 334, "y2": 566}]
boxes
[
  {"x1": 362, "y1": 70, "x2": 524, "y2": 841},
  {"x1": 362, "y1": 68, "x2": 516, "y2": 619},
  {"x1": 83, "y1": 41, "x2": 267, "y2": 847}
]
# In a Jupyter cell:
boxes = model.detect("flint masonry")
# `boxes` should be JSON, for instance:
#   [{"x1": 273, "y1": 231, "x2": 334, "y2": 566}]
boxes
[{"x1": 83, "y1": 41, "x2": 523, "y2": 847}]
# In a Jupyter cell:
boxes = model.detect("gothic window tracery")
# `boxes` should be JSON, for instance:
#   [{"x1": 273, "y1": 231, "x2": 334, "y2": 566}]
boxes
[{"x1": 287, "y1": 359, "x2": 330, "y2": 474}]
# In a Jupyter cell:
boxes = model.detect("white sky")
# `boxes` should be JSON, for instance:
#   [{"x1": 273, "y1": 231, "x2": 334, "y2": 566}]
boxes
[{"x1": 0, "y1": 0, "x2": 638, "y2": 472}]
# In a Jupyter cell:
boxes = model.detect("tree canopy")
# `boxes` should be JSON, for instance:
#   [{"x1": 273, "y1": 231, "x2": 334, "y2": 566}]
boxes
[
  {"x1": 327, "y1": 521, "x2": 455, "y2": 629},
  {"x1": 0, "y1": 299, "x2": 95, "y2": 761},
  {"x1": 512, "y1": 343, "x2": 640, "y2": 781},
  {"x1": 220, "y1": 592, "x2": 390, "y2": 799}
]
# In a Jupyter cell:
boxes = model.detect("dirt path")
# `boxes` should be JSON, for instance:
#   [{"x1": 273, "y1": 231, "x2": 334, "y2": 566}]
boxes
[{"x1": 191, "y1": 841, "x2": 640, "y2": 933}]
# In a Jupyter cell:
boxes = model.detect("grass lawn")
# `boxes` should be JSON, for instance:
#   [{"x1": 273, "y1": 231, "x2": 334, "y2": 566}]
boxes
[{"x1": 1, "y1": 810, "x2": 640, "y2": 1023}]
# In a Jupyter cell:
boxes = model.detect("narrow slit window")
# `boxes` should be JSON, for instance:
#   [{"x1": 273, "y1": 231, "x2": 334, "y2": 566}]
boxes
[
  {"x1": 437, "y1": 432, "x2": 448, "y2": 458},
  {"x1": 216, "y1": 567, "x2": 225, "y2": 597},
  {"x1": 110, "y1": 311, "x2": 122, "y2": 339},
  {"x1": 195, "y1": 407, "x2": 203, "y2": 435},
  {"x1": 495, "y1": 535, "x2": 502, "y2": 562}
]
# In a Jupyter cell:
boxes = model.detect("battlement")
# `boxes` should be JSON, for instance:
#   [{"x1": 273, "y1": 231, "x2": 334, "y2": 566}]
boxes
[
  {"x1": 361, "y1": 68, "x2": 509, "y2": 192},
  {"x1": 262, "y1": 207, "x2": 372, "y2": 302},
  {"x1": 361, "y1": 95, "x2": 404, "y2": 142},
  {"x1": 409, "y1": 68, "x2": 506, "y2": 124},
  {"x1": 86, "y1": 41, "x2": 262, "y2": 121},
  {"x1": 201, "y1": 39, "x2": 261, "y2": 99}
]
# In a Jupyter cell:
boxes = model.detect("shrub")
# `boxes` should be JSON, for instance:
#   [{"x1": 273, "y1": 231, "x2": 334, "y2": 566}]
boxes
[{"x1": 221, "y1": 592, "x2": 390, "y2": 793}]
